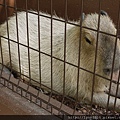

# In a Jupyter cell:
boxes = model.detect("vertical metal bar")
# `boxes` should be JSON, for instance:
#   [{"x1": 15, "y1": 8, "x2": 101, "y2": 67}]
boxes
[
  {"x1": 46, "y1": 0, "x2": 53, "y2": 114},
  {"x1": 113, "y1": 0, "x2": 120, "y2": 112},
  {"x1": 14, "y1": 0, "x2": 22, "y2": 91},
  {"x1": 4, "y1": 0, "x2": 12, "y2": 83},
  {"x1": 58, "y1": 0, "x2": 67, "y2": 114},
  {"x1": 90, "y1": 0, "x2": 101, "y2": 114},
  {"x1": 0, "y1": 36, "x2": 4, "y2": 84},
  {"x1": 106, "y1": 0, "x2": 120, "y2": 113},
  {"x1": 73, "y1": 0, "x2": 83, "y2": 115},
  {"x1": 50, "y1": 0, "x2": 53, "y2": 114},
  {"x1": 36, "y1": 0, "x2": 42, "y2": 107},
  {"x1": 114, "y1": 71, "x2": 120, "y2": 110},
  {"x1": 25, "y1": 0, "x2": 31, "y2": 96},
  {"x1": 0, "y1": 0, "x2": 6, "y2": 83}
]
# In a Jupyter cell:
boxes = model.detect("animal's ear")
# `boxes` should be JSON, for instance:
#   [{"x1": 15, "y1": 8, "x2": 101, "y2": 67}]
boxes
[
  {"x1": 100, "y1": 10, "x2": 108, "y2": 16},
  {"x1": 81, "y1": 13, "x2": 85, "y2": 21}
]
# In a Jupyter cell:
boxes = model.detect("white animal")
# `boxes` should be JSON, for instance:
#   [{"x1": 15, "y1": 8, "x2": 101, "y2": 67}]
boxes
[{"x1": 0, "y1": 11, "x2": 120, "y2": 111}]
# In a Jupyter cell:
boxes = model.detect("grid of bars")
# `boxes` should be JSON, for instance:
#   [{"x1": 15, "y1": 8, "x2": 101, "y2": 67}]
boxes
[{"x1": 0, "y1": 0, "x2": 120, "y2": 116}]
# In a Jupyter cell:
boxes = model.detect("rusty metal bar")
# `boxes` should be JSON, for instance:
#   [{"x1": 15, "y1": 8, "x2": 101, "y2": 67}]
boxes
[
  {"x1": 35, "y1": 0, "x2": 42, "y2": 107},
  {"x1": 106, "y1": 0, "x2": 120, "y2": 113},
  {"x1": 0, "y1": 36, "x2": 4, "y2": 84},
  {"x1": 46, "y1": 0, "x2": 53, "y2": 114},
  {"x1": 25, "y1": 0, "x2": 32, "y2": 97},
  {"x1": 90, "y1": 0, "x2": 101, "y2": 114},
  {"x1": 14, "y1": 0, "x2": 22, "y2": 92},
  {"x1": 58, "y1": 0, "x2": 68, "y2": 115},
  {"x1": 73, "y1": 0, "x2": 83, "y2": 115},
  {"x1": 4, "y1": 0, "x2": 12, "y2": 83}
]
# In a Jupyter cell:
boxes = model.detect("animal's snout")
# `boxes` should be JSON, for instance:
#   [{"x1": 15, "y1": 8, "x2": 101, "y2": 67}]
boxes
[
  {"x1": 103, "y1": 67, "x2": 120, "y2": 81},
  {"x1": 102, "y1": 48, "x2": 120, "y2": 77},
  {"x1": 103, "y1": 67, "x2": 120, "y2": 76}
]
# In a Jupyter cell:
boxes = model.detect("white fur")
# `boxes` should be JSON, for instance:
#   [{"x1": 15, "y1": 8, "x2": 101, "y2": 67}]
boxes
[{"x1": 0, "y1": 11, "x2": 120, "y2": 111}]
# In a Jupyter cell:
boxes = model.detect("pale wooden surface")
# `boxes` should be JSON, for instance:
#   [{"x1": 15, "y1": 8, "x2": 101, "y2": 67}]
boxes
[{"x1": 0, "y1": 84, "x2": 50, "y2": 115}]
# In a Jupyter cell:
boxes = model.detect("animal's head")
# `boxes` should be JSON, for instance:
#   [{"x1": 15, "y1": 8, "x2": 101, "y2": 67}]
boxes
[{"x1": 81, "y1": 11, "x2": 120, "y2": 80}]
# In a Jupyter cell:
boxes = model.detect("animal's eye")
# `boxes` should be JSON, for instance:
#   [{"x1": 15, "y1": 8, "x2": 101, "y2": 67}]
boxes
[{"x1": 85, "y1": 37, "x2": 91, "y2": 44}]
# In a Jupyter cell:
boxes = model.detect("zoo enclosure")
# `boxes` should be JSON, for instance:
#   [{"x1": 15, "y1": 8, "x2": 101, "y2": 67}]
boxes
[{"x1": 0, "y1": 0, "x2": 120, "y2": 116}]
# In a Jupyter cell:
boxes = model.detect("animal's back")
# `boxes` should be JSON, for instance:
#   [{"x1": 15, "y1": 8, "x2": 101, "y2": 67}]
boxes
[{"x1": 0, "y1": 11, "x2": 80, "y2": 96}]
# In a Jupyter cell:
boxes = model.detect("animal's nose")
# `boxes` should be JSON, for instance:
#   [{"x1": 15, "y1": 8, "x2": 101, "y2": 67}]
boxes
[
  {"x1": 103, "y1": 67, "x2": 120, "y2": 76},
  {"x1": 103, "y1": 68, "x2": 111, "y2": 75}
]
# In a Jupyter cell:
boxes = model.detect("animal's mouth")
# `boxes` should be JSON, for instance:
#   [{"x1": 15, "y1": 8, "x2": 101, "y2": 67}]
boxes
[{"x1": 111, "y1": 70, "x2": 119, "y2": 82}]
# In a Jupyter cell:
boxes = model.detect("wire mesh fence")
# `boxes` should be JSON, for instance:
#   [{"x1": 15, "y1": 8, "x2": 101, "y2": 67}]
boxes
[{"x1": 0, "y1": 0, "x2": 120, "y2": 116}]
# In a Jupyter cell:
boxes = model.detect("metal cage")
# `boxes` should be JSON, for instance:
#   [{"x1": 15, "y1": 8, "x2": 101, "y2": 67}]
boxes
[{"x1": 0, "y1": 0, "x2": 120, "y2": 117}]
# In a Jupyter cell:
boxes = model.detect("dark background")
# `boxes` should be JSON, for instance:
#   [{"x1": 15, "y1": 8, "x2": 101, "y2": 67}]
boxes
[{"x1": 0, "y1": 0, "x2": 119, "y2": 27}]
